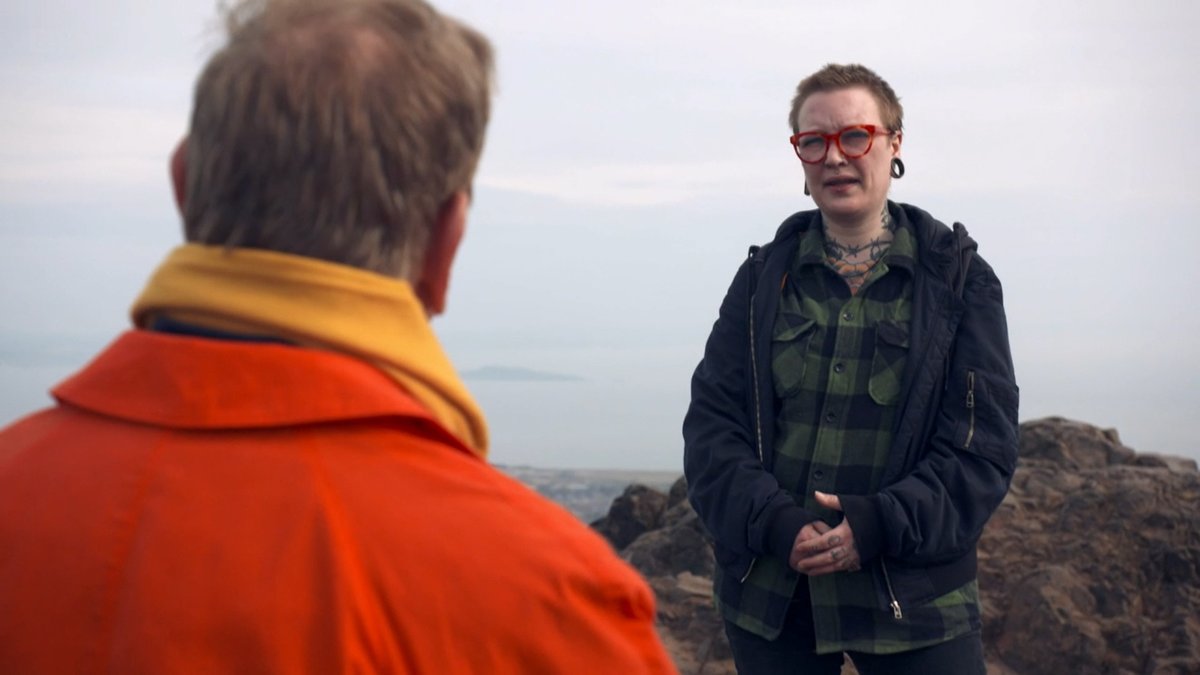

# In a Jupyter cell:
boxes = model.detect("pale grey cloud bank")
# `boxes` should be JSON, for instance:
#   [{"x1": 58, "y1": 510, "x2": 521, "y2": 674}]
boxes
[
  {"x1": 462, "y1": 366, "x2": 583, "y2": 382},
  {"x1": 1, "y1": 0, "x2": 1197, "y2": 470}
]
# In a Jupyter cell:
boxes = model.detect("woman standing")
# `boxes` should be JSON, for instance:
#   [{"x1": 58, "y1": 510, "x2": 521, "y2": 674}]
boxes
[{"x1": 683, "y1": 64, "x2": 1019, "y2": 674}]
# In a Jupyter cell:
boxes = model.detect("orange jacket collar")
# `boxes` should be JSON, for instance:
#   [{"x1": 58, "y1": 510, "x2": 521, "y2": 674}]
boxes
[
  {"x1": 52, "y1": 331, "x2": 469, "y2": 454},
  {"x1": 126, "y1": 244, "x2": 488, "y2": 456}
]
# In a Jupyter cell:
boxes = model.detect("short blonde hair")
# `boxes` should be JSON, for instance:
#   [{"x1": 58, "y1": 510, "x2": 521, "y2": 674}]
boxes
[
  {"x1": 788, "y1": 63, "x2": 903, "y2": 135},
  {"x1": 183, "y1": 0, "x2": 494, "y2": 279}
]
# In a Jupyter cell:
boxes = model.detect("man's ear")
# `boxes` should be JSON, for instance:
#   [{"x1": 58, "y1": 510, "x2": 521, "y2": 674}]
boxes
[
  {"x1": 415, "y1": 190, "x2": 469, "y2": 316},
  {"x1": 170, "y1": 137, "x2": 188, "y2": 214}
]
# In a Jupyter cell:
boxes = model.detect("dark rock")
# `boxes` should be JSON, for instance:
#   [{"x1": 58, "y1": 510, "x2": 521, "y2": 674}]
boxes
[
  {"x1": 980, "y1": 419, "x2": 1200, "y2": 674},
  {"x1": 667, "y1": 475, "x2": 689, "y2": 509},
  {"x1": 994, "y1": 567, "x2": 1106, "y2": 674},
  {"x1": 1134, "y1": 453, "x2": 1200, "y2": 473},
  {"x1": 1018, "y1": 416, "x2": 1137, "y2": 469},
  {"x1": 623, "y1": 501, "x2": 713, "y2": 579},
  {"x1": 590, "y1": 484, "x2": 669, "y2": 551}
]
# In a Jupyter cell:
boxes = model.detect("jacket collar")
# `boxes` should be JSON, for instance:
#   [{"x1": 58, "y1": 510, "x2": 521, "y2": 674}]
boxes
[
  {"x1": 770, "y1": 201, "x2": 970, "y2": 285},
  {"x1": 53, "y1": 330, "x2": 473, "y2": 458},
  {"x1": 126, "y1": 245, "x2": 488, "y2": 456},
  {"x1": 790, "y1": 206, "x2": 917, "y2": 275}
]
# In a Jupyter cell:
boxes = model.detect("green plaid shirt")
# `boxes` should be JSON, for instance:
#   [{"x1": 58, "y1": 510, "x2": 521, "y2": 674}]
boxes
[{"x1": 721, "y1": 216, "x2": 980, "y2": 654}]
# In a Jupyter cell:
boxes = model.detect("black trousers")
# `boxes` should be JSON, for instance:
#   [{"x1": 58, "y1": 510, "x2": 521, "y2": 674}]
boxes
[{"x1": 723, "y1": 595, "x2": 986, "y2": 675}]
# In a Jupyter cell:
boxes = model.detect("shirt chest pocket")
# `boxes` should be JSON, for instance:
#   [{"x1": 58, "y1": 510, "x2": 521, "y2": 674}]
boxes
[
  {"x1": 771, "y1": 318, "x2": 817, "y2": 398},
  {"x1": 868, "y1": 319, "x2": 910, "y2": 406}
]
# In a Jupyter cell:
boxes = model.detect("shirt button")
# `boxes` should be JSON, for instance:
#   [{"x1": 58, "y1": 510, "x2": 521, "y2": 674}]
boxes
[
  {"x1": 833, "y1": 363, "x2": 846, "y2": 374},
  {"x1": 842, "y1": 311, "x2": 853, "y2": 321},
  {"x1": 814, "y1": 470, "x2": 825, "y2": 479},
  {"x1": 824, "y1": 412, "x2": 836, "y2": 423}
]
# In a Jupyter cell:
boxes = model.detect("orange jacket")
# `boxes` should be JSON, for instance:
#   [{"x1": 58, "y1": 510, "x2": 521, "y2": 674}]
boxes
[{"x1": 0, "y1": 331, "x2": 677, "y2": 674}]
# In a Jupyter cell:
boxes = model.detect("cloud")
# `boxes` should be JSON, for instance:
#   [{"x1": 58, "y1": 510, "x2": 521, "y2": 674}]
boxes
[
  {"x1": 478, "y1": 158, "x2": 794, "y2": 207},
  {"x1": 0, "y1": 101, "x2": 182, "y2": 202},
  {"x1": 461, "y1": 366, "x2": 583, "y2": 382},
  {"x1": 2, "y1": 0, "x2": 1198, "y2": 469}
]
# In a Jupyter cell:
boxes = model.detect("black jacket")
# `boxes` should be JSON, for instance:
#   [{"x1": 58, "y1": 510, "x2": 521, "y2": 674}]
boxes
[{"x1": 683, "y1": 202, "x2": 1019, "y2": 614}]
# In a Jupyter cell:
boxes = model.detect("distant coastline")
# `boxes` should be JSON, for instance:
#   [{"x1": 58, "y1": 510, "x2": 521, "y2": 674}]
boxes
[{"x1": 500, "y1": 464, "x2": 680, "y2": 523}]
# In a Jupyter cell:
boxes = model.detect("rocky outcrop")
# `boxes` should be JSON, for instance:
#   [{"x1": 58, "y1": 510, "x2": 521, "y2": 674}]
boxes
[
  {"x1": 589, "y1": 484, "x2": 670, "y2": 551},
  {"x1": 981, "y1": 418, "x2": 1200, "y2": 675},
  {"x1": 590, "y1": 417, "x2": 1200, "y2": 675}
]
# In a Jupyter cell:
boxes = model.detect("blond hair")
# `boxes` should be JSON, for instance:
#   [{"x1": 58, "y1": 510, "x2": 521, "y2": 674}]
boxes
[
  {"x1": 183, "y1": 0, "x2": 494, "y2": 279},
  {"x1": 788, "y1": 63, "x2": 903, "y2": 134}
]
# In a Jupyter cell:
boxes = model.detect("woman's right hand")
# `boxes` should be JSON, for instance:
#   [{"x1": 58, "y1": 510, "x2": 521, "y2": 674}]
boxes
[{"x1": 789, "y1": 520, "x2": 831, "y2": 572}]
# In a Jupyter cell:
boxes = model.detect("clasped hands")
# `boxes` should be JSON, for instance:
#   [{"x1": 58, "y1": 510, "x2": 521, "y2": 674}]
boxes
[{"x1": 789, "y1": 491, "x2": 861, "y2": 576}]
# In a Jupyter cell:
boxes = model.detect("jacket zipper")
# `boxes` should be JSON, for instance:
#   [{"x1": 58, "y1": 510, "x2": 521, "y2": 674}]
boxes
[
  {"x1": 748, "y1": 279, "x2": 765, "y2": 464},
  {"x1": 743, "y1": 254, "x2": 765, "y2": 584},
  {"x1": 964, "y1": 370, "x2": 976, "y2": 449},
  {"x1": 880, "y1": 560, "x2": 904, "y2": 619},
  {"x1": 739, "y1": 558, "x2": 757, "y2": 583}
]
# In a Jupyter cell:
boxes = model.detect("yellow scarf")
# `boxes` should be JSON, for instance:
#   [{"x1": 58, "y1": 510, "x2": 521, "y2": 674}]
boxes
[{"x1": 130, "y1": 244, "x2": 488, "y2": 457}]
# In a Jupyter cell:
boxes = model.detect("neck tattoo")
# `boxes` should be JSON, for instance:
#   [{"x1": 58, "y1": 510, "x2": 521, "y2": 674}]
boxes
[{"x1": 824, "y1": 207, "x2": 895, "y2": 295}]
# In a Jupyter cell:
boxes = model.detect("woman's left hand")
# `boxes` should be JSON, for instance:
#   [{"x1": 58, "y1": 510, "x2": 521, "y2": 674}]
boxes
[{"x1": 793, "y1": 491, "x2": 861, "y2": 576}]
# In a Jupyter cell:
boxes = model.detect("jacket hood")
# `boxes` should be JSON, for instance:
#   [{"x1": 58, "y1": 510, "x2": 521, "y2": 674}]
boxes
[{"x1": 767, "y1": 201, "x2": 977, "y2": 286}]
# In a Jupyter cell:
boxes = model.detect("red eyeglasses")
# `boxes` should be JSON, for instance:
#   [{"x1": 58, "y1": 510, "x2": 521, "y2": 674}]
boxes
[{"x1": 789, "y1": 125, "x2": 893, "y2": 164}]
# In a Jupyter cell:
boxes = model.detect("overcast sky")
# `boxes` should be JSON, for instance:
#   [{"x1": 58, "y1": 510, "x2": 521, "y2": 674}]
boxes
[{"x1": 2, "y1": 0, "x2": 1198, "y2": 470}]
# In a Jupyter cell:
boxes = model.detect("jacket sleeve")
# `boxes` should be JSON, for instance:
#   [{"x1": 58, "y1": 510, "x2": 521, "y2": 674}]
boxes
[
  {"x1": 841, "y1": 257, "x2": 1020, "y2": 564},
  {"x1": 683, "y1": 257, "x2": 820, "y2": 561}
]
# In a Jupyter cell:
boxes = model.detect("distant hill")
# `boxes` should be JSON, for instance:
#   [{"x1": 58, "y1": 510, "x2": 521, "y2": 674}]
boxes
[{"x1": 461, "y1": 366, "x2": 583, "y2": 382}]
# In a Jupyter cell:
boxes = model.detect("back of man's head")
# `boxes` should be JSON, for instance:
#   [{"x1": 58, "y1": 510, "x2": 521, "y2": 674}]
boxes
[{"x1": 180, "y1": 0, "x2": 493, "y2": 281}]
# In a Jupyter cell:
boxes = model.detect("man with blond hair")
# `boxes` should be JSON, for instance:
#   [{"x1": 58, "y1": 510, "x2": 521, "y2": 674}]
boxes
[{"x1": 0, "y1": 1, "x2": 676, "y2": 672}]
